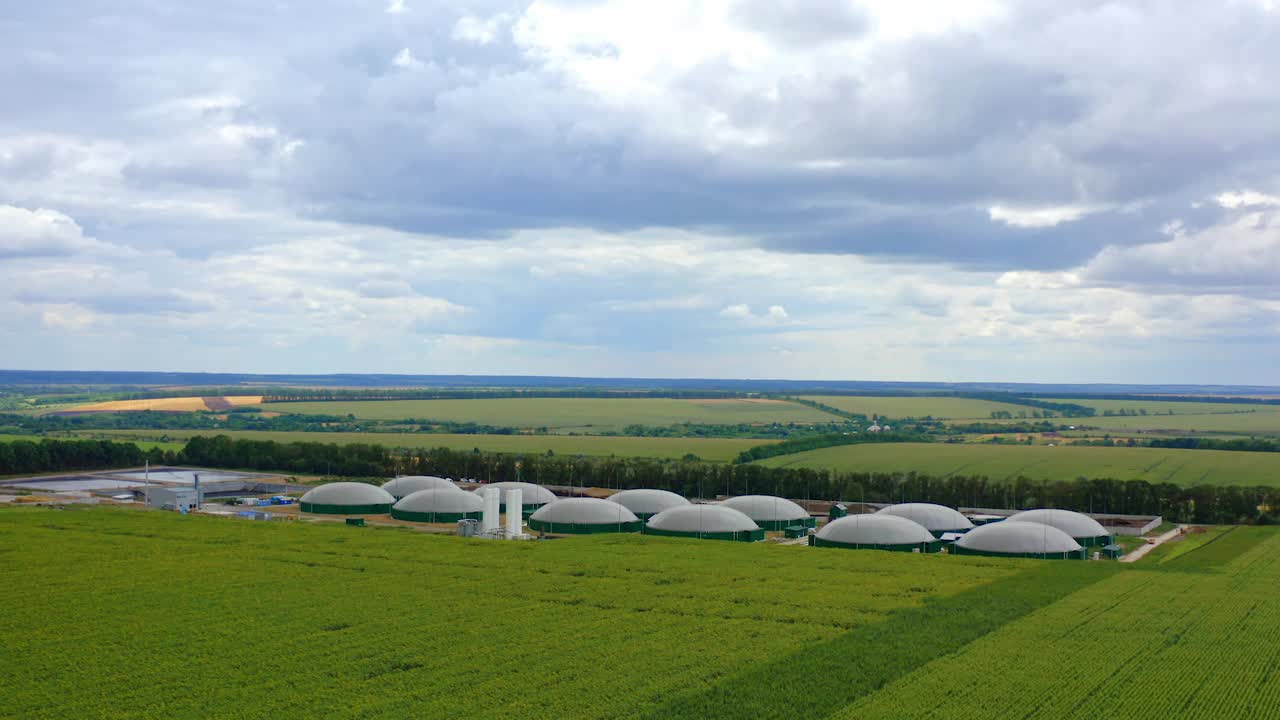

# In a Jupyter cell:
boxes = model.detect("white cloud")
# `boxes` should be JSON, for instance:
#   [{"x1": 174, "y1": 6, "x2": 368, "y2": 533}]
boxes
[
  {"x1": 453, "y1": 14, "x2": 511, "y2": 45},
  {"x1": 391, "y1": 48, "x2": 426, "y2": 71},
  {"x1": 1215, "y1": 190, "x2": 1280, "y2": 209},
  {"x1": 987, "y1": 204, "x2": 1096, "y2": 228},
  {"x1": 0, "y1": 205, "x2": 120, "y2": 259},
  {"x1": 386, "y1": 0, "x2": 407, "y2": 14}
]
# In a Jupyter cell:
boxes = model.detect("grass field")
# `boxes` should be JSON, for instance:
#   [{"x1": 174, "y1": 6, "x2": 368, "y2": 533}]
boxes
[
  {"x1": 4, "y1": 506, "x2": 1274, "y2": 719},
  {"x1": 267, "y1": 397, "x2": 841, "y2": 430},
  {"x1": 1066, "y1": 409, "x2": 1280, "y2": 435},
  {"x1": 800, "y1": 395, "x2": 1038, "y2": 419},
  {"x1": 82, "y1": 429, "x2": 777, "y2": 462},
  {"x1": 756, "y1": 442, "x2": 1280, "y2": 486}
]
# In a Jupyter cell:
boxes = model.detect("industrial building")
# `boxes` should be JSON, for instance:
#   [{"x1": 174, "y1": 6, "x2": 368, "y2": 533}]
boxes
[
  {"x1": 527, "y1": 498, "x2": 643, "y2": 534},
  {"x1": 606, "y1": 488, "x2": 690, "y2": 519},
  {"x1": 382, "y1": 475, "x2": 457, "y2": 499},
  {"x1": 391, "y1": 488, "x2": 484, "y2": 523},
  {"x1": 877, "y1": 503, "x2": 975, "y2": 537},
  {"x1": 299, "y1": 482, "x2": 395, "y2": 515},
  {"x1": 720, "y1": 494, "x2": 815, "y2": 530},
  {"x1": 811, "y1": 514, "x2": 942, "y2": 553},
  {"x1": 471, "y1": 482, "x2": 556, "y2": 512},
  {"x1": 1006, "y1": 509, "x2": 1113, "y2": 546},
  {"x1": 952, "y1": 520, "x2": 1086, "y2": 559},
  {"x1": 643, "y1": 504, "x2": 764, "y2": 542},
  {"x1": 145, "y1": 486, "x2": 201, "y2": 512}
]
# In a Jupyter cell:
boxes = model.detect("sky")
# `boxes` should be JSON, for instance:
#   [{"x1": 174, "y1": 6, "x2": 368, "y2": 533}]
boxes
[{"x1": 2, "y1": 0, "x2": 1279, "y2": 384}]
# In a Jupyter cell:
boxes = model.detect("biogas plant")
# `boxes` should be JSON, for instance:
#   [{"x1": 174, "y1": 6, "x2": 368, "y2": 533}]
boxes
[{"x1": 291, "y1": 476, "x2": 1142, "y2": 560}]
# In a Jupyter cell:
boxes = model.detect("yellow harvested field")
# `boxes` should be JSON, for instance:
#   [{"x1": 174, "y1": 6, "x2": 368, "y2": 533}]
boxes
[{"x1": 69, "y1": 396, "x2": 263, "y2": 413}]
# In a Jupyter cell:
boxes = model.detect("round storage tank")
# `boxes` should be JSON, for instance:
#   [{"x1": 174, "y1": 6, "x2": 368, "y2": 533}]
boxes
[
  {"x1": 812, "y1": 514, "x2": 941, "y2": 553},
  {"x1": 528, "y1": 498, "x2": 642, "y2": 534},
  {"x1": 953, "y1": 520, "x2": 1084, "y2": 559},
  {"x1": 644, "y1": 504, "x2": 763, "y2": 542},
  {"x1": 720, "y1": 495, "x2": 815, "y2": 530},
  {"x1": 391, "y1": 488, "x2": 484, "y2": 523},
  {"x1": 300, "y1": 482, "x2": 395, "y2": 515},
  {"x1": 1007, "y1": 509, "x2": 1112, "y2": 546},
  {"x1": 472, "y1": 482, "x2": 557, "y2": 511},
  {"x1": 877, "y1": 503, "x2": 974, "y2": 536},
  {"x1": 606, "y1": 489, "x2": 690, "y2": 520},
  {"x1": 382, "y1": 475, "x2": 457, "y2": 500}
]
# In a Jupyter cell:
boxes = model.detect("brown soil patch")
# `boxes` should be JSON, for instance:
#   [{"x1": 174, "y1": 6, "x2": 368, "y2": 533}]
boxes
[{"x1": 69, "y1": 396, "x2": 263, "y2": 413}]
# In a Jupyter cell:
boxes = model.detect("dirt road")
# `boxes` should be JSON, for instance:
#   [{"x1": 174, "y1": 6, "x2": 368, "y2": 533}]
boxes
[{"x1": 1119, "y1": 525, "x2": 1186, "y2": 563}]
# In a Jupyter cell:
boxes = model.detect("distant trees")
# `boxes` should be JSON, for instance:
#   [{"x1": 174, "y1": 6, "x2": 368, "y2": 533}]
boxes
[{"x1": 0, "y1": 439, "x2": 156, "y2": 476}]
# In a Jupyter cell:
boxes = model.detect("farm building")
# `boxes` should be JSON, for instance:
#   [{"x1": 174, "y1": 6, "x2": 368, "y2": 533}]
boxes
[
  {"x1": 299, "y1": 482, "x2": 395, "y2": 515},
  {"x1": 952, "y1": 520, "x2": 1086, "y2": 559},
  {"x1": 643, "y1": 505, "x2": 764, "y2": 542},
  {"x1": 528, "y1": 498, "x2": 643, "y2": 534},
  {"x1": 382, "y1": 475, "x2": 457, "y2": 499},
  {"x1": 606, "y1": 488, "x2": 690, "y2": 519},
  {"x1": 877, "y1": 503, "x2": 974, "y2": 537},
  {"x1": 1006, "y1": 508, "x2": 1113, "y2": 546},
  {"x1": 472, "y1": 482, "x2": 557, "y2": 511},
  {"x1": 810, "y1": 514, "x2": 942, "y2": 553},
  {"x1": 391, "y1": 488, "x2": 484, "y2": 523},
  {"x1": 720, "y1": 494, "x2": 816, "y2": 530}
]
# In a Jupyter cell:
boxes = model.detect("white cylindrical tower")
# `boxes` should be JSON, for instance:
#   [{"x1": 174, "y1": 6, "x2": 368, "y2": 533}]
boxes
[
  {"x1": 506, "y1": 488, "x2": 523, "y2": 539},
  {"x1": 481, "y1": 487, "x2": 500, "y2": 533}
]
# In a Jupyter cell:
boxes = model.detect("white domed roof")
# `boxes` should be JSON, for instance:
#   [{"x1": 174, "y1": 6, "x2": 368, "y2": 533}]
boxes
[
  {"x1": 646, "y1": 505, "x2": 760, "y2": 534},
  {"x1": 956, "y1": 520, "x2": 1082, "y2": 555},
  {"x1": 472, "y1": 481, "x2": 557, "y2": 505},
  {"x1": 607, "y1": 489, "x2": 690, "y2": 516},
  {"x1": 720, "y1": 495, "x2": 809, "y2": 522},
  {"x1": 394, "y1": 488, "x2": 484, "y2": 514},
  {"x1": 817, "y1": 514, "x2": 936, "y2": 546},
  {"x1": 300, "y1": 482, "x2": 394, "y2": 506},
  {"x1": 382, "y1": 475, "x2": 457, "y2": 499},
  {"x1": 1006, "y1": 509, "x2": 1108, "y2": 539},
  {"x1": 877, "y1": 503, "x2": 974, "y2": 532},
  {"x1": 529, "y1": 498, "x2": 639, "y2": 525}
]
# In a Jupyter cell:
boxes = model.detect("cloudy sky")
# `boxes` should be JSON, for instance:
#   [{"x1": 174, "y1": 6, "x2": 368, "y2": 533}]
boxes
[{"x1": 2, "y1": 0, "x2": 1279, "y2": 383}]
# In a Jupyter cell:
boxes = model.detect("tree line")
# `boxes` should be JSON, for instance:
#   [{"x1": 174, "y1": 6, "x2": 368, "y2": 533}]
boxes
[
  {"x1": 175, "y1": 436, "x2": 1280, "y2": 525},
  {"x1": 0, "y1": 438, "x2": 154, "y2": 476}
]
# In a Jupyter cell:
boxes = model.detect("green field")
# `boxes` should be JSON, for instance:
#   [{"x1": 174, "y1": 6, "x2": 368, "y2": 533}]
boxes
[
  {"x1": 82, "y1": 429, "x2": 777, "y2": 462},
  {"x1": 266, "y1": 397, "x2": 840, "y2": 430},
  {"x1": 1043, "y1": 398, "x2": 1276, "y2": 414},
  {"x1": 757, "y1": 442, "x2": 1280, "y2": 486},
  {"x1": 1066, "y1": 409, "x2": 1280, "y2": 435},
  {"x1": 5, "y1": 506, "x2": 1276, "y2": 719},
  {"x1": 801, "y1": 395, "x2": 1038, "y2": 419},
  {"x1": 0, "y1": 433, "x2": 184, "y2": 453},
  {"x1": 838, "y1": 527, "x2": 1280, "y2": 719}
]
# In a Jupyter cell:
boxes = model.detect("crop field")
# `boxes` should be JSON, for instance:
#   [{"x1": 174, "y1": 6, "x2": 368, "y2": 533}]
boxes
[
  {"x1": 800, "y1": 395, "x2": 1037, "y2": 419},
  {"x1": 5, "y1": 506, "x2": 1277, "y2": 719},
  {"x1": 838, "y1": 527, "x2": 1280, "y2": 719},
  {"x1": 757, "y1": 442, "x2": 1280, "y2": 486},
  {"x1": 1, "y1": 506, "x2": 1032, "y2": 719},
  {"x1": 81, "y1": 429, "x2": 777, "y2": 462},
  {"x1": 1067, "y1": 409, "x2": 1280, "y2": 435},
  {"x1": 65, "y1": 395, "x2": 263, "y2": 413},
  {"x1": 1042, "y1": 398, "x2": 1275, "y2": 415},
  {"x1": 266, "y1": 397, "x2": 840, "y2": 430}
]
